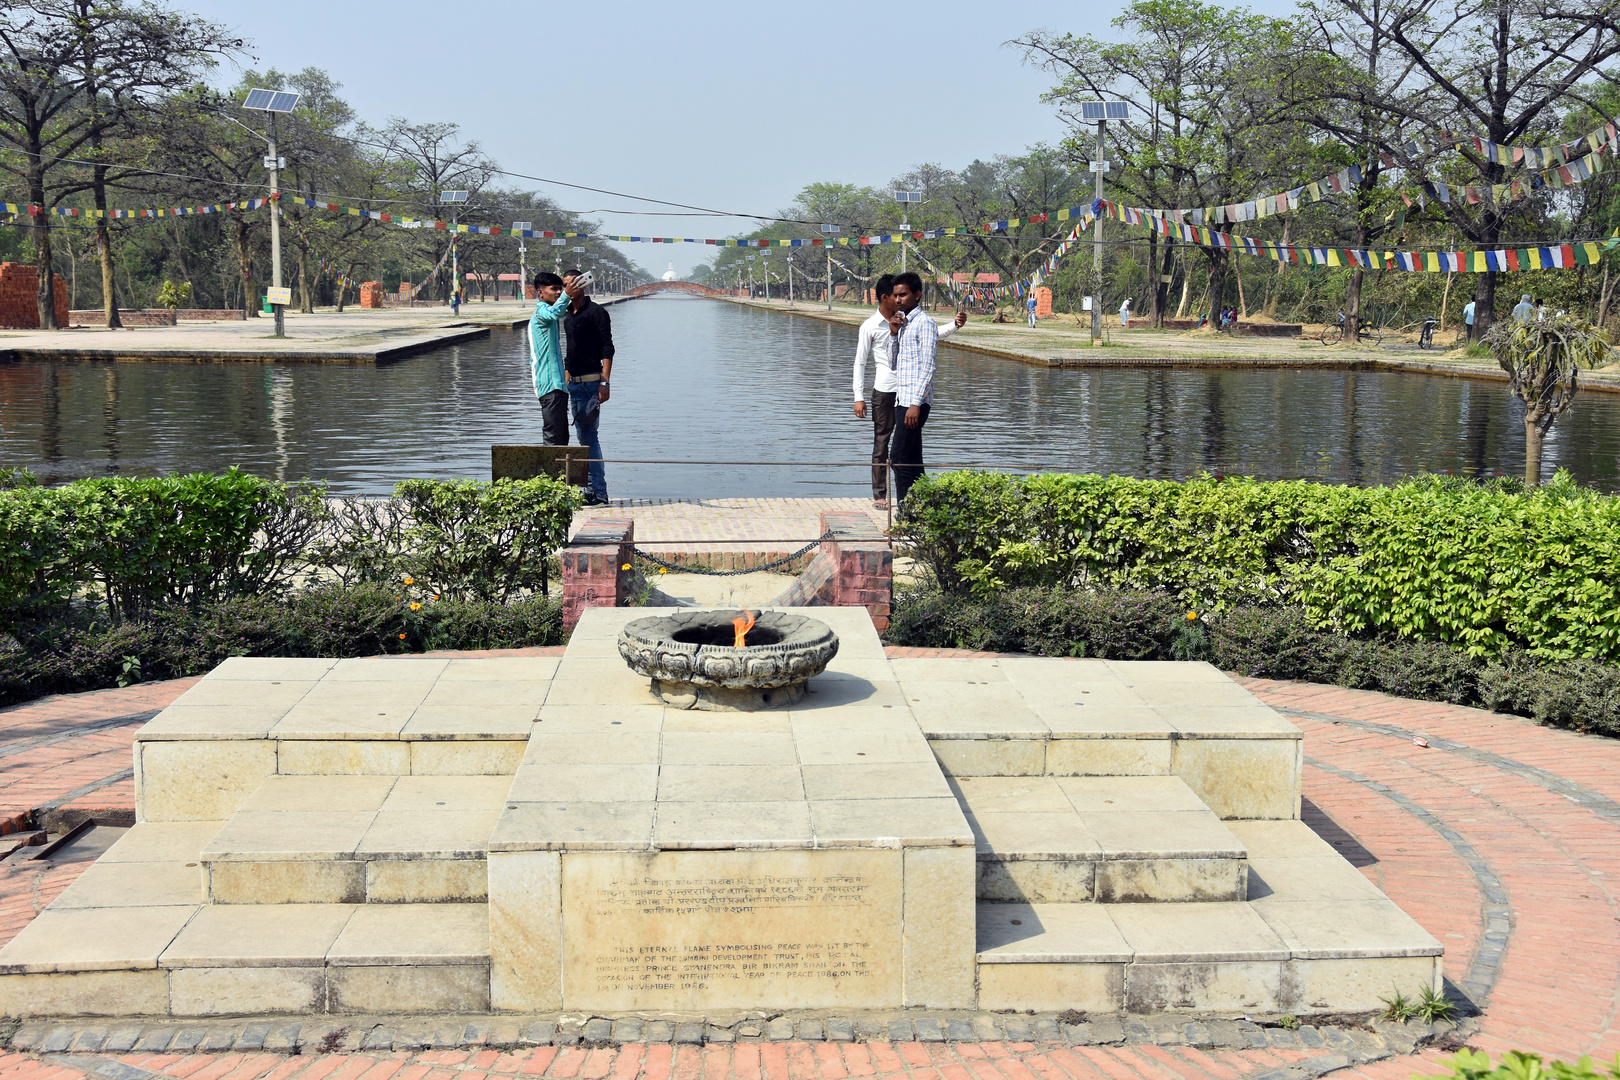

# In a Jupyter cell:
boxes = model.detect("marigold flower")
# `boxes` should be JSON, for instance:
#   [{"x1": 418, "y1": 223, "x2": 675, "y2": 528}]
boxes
[
  {"x1": 658, "y1": 567, "x2": 668, "y2": 574},
  {"x1": 1186, "y1": 611, "x2": 1199, "y2": 621},
  {"x1": 398, "y1": 633, "x2": 407, "y2": 639},
  {"x1": 410, "y1": 602, "x2": 422, "y2": 611},
  {"x1": 403, "y1": 576, "x2": 414, "y2": 584}
]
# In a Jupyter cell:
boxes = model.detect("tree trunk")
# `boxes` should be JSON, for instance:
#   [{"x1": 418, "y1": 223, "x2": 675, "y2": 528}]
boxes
[
  {"x1": 1524, "y1": 411, "x2": 1544, "y2": 486},
  {"x1": 1233, "y1": 254, "x2": 1248, "y2": 319},
  {"x1": 1598, "y1": 262, "x2": 1614, "y2": 330},
  {"x1": 28, "y1": 159, "x2": 58, "y2": 330},
  {"x1": 1205, "y1": 248, "x2": 1228, "y2": 324},
  {"x1": 297, "y1": 242, "x2": 312, "y2": 314},
  {"x1": 1153, "y1": 238, "x2": 1174, "y2": 328},
  {"x1": 1175, "y1": 251, "x2": 1191, "y2": 317},
  {"x1": 170, "y1": 220, "x2": 193, "y2": 292},
  {"x1": 1475, "y1": 272, "x2": 1498, "y2": 336},
  {"x1": 234, "y1": 218, "x2": 259, "y2": 317},
  {"x1": 1344, "y1": 267, "x2": 1365, "y2": 344},
  {"x1": 1440, "y1": 271, "x2": 1454, "y2": 331}
]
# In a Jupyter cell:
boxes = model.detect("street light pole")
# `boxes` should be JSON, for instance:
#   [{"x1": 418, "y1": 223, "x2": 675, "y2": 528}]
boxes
[
  {"x1": 1091, "y1": 117, "x2": 1106, "y2": 344},
  {"x1": 268, "y1": 112, "x2": 284, "y2": 338}
]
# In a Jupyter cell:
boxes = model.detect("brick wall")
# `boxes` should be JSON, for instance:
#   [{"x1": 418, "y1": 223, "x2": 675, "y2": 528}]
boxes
[
  {"x1": 0, "y1": 264, "x2": 68, "y2": 329},
  {"x1": 1034, "y1": 286, "x2": 1053, "y2": 318},
  {"x1": 360, "y1": 281, "x2": 383, "y2": 309},
  {"x1": 175, "y1": 309, "x2": 246, "y2": 321},
  {"x1": 560, "y1": 517, "x2": 635, "y2": 632},
  {"x1": 68, "y1": 309, "x2": 177, "y2": 327}
]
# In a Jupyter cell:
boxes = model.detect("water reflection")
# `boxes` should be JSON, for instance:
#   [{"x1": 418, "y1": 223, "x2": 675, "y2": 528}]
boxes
[{"x1": 2, "y1": 292, "x2": 1618, "y2": 495}]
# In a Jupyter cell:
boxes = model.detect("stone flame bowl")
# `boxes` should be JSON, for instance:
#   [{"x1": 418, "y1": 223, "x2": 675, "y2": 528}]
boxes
[{"x1": 617, "y1": 610, "x2": 840, "y2": 711}]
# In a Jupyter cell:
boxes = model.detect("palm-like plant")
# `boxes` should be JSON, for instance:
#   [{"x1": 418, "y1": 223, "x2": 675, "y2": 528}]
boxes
[{"x1": 1483, "y1": 314, "x2": 1612, "y2": 485}]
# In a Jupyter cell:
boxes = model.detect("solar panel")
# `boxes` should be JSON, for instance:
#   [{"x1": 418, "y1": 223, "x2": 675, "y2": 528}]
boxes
[
  {"x1": 241, "y1": 88, "x2": 301, "y2": 112},
  {"x1": 1082, "y1": 101, "x2": 1130, "y2": 120},
  {"x1": 513, "y1": 221, "x2": 532, "y2": 232},
  {"x1": 440, "y1": 189, "x2": 469, "y2": 203}
]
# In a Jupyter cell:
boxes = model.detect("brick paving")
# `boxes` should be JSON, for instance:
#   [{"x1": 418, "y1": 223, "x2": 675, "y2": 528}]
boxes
[
  {"x1": 5, "y1": 648, "x2": 1619, "y2": 1075},
  {"x1": 575, "y1": 500, "x2": 888, "y2": 563}
]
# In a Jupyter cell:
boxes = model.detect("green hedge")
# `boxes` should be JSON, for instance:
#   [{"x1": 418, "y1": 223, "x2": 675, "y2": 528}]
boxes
[
  {"x1": 0, "y1": 583, "x2": 565, "y2": 708},
  {"x1": 896, "y1": 471, "x2": 1620, "y2": 662},
  {"x1": 0, "y1": 470, "x2": 581, "y2": 626},
  {"x1": 887, "y1": 585, "x2": 1620, "y2": 736}
]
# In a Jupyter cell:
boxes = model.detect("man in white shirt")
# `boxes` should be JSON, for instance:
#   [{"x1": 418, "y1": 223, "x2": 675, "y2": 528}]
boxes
[
  {"x1": 1512, "y1": 294, "x2": 1535, "y2": 323},
  {"x1": 889, "y1": 271, "x2": 940, "y2": 506},
  {"x1": 853, "y1": 274, "x2": 965, "y2": 507}
]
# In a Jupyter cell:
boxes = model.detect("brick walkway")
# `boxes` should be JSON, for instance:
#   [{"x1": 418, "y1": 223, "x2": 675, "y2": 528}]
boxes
[
  {"x1": 5, "y1": 651, "x2": 1619, "y2": 1077},
  {"x1": 576, "y1": 500, "x2": 888, "y2": 559}
]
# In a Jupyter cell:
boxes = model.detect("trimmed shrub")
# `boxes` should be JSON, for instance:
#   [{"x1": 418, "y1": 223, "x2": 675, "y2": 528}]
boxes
[
  {"x1": 0, "y1": 583, "x2": 565, "y2": 708},
  {"x1": 886, "y1": 584, "x2": 1620, "y2": 732},
  {"x1": 896, "y1": 470, "x2": 1620, "y2": 662}
]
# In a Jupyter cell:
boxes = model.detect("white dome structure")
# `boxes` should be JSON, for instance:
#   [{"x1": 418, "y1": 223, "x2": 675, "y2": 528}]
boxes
[{"x1": 661, "y1": 262, "x2": 677, "y2": 282}]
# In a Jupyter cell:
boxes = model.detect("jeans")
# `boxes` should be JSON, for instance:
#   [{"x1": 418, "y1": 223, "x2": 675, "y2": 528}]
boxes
[
  {"x1": 869, "y1": 390, "x2": 896, "y2": 500},
  {"x1": 888, "y1": 402, "x2": 931, "y2": 505},
  {"x1": 1027, "y1": 311, "x2": 1037, "y2": 328},
  {"x1": 569, "y1": 381, "x2": 607, "y2": 500},
  {"x1": 539, "y1": 389, "x2": 569, "y2": 445}
]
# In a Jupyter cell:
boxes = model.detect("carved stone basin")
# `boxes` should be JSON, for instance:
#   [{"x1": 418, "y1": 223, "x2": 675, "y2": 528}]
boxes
[{"x1": 617, "y1": 610, "x2": 840, "y2": 711}]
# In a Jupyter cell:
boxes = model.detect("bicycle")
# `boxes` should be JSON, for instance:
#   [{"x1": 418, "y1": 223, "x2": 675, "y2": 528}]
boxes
[
  {"x1": 1321, "y1": 310, "x2": 1384, "y2": 346},
  {"x1": 1418, "y1": 317, "x2": 1439, "y2": 349}
]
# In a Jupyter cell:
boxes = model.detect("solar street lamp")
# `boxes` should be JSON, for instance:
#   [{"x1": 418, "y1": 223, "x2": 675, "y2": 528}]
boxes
[
  {"x1": 241, "y1": 88, "x2": 301, "y2": 336},
  {"x1": 439, "y1": 190, "x2": 469, "y2": 305},
  {"x1": 514, "y1": 222, "x2": 531, "y2": 294},
  {"x1": 1080, "y1": 102, "x2": 1128, "y2": 342},
  {"x1": 822, "y1": 224, "x2": 839, "y2": 310},
  {"x1": 894, "y1": 191, "x2": 922, "y2": 271}
]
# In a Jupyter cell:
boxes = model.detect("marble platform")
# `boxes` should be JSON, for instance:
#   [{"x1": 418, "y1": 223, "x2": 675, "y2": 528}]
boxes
[{"x1": 0, "y1": 608, "x2": 1441, "y2": 1018}]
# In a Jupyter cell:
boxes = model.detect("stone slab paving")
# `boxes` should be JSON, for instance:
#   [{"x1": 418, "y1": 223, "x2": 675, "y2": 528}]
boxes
[{"x1": 4, "y1": 648, "x2": 1620, "y2": 1071}]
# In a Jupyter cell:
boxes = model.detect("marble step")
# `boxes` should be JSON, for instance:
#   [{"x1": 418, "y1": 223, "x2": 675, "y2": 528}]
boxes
[
  {"x1": 0, "y1": 900, "x2": 491, "y2": 1017},
  {"x1": 973, "y1": 819, "x2": 1444, "y2": 1015},
  {"x1": 953, "y1": 775, "x2": 1248, "y2": 903},
  {"x1": 891, "y1": 657, "x2": 1303, "y2": 820},
  {"x1": 198, "y1": 775, "x2": 510, "y2": 903}
]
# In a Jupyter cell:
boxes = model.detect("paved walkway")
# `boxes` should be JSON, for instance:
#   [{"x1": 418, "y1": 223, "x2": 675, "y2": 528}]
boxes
[
  {"x1": 575, "y1": 500, "x2": 888, "y2": 564},
  {"x1": 5, "y1": 651, "x2": 1618, "y2": 1074}
]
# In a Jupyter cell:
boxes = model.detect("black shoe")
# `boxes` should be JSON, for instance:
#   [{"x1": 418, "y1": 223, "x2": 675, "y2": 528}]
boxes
[{"x1": 582, "y1": 493, "x2": 610, "y2": 506}]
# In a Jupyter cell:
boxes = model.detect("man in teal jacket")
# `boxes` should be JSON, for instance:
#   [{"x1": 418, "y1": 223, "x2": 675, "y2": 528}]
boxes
[{"x1": 529, "y1": 272, "x2": 581, "y2": 444}]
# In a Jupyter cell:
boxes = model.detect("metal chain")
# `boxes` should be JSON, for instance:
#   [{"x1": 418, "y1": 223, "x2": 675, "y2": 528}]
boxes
[{"x1": 631, "y1": 532, "x2": 832, "y2": 577}]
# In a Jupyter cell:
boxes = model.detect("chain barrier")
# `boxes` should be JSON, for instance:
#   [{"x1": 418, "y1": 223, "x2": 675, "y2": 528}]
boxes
[{"x1": 631, "y1": 532, "x2": 833, "y2": 577}]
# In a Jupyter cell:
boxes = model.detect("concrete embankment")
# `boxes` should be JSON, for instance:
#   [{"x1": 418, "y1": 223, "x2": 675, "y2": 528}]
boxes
[{"x1": 726, "y1": 295, "x2": 1620, "y2": 394}]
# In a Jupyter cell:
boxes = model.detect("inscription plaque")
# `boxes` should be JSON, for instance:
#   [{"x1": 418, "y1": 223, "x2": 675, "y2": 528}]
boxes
[{"x1": 562, "y1": 849, "x2": 902, "y2": 1009}]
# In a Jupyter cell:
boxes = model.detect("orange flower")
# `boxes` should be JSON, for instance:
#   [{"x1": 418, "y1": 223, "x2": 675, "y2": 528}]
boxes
[
  {"x1": 410, "y1": 602, "x2": 422, "y2": 611},
  {"x1": 398, "y1": 633, "x2": 407, "y2": 639},
  {"x1": 1186, "y1": 611, "x2": 1199, "y2": 621},
  {"x1": 403, "y1": 576, "x2": 414, "y2": 585}
]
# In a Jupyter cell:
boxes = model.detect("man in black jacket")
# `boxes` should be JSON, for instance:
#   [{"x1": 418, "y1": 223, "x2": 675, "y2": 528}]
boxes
[{"x1": 562, "y1": 270, "x2": 615, "y2": 505}]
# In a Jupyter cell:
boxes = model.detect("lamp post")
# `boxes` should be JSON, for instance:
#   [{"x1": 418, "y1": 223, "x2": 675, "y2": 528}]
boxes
[
  {"x1": 513, "y1": 221, "x2": 531, "y2": 297},
  {"x1": 894, "y1": 191, "x2": 922, "y2": 273},
  {"x1": 821, "y1": 223, "x2": 839, "y2": 310},
  {"x1": 240, "y1": 88, "x2": 301, "y2": 337},
  {"x1": 439, "y1": 189, "x2": 468, "y2": 304},
  {"x1": 746, "y1": 254, "x2": 755, "y2": 298},
  {"x1": 1080, "y1": 101, "x2": 1128, "y2": 344}
]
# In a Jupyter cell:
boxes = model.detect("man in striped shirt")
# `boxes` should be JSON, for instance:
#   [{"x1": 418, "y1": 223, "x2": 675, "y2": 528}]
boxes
[
  {"x1": 889, "y1": 272, "x2": 937, "y2": 505},
  {"x1": 853, "y1": 274, "x2": 964, "y2": 506}
]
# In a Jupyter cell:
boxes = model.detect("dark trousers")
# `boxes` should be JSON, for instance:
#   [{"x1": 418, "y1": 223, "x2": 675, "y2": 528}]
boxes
[
  {"x1": 539, "y1": 389, "x2": 569, "y2": 445},
  {"x1": 889, "y1": 402, "x2": 931, "y2": 505},
  {"x1": 870, "y1": 390, "x2": 896, "y2": 500}
]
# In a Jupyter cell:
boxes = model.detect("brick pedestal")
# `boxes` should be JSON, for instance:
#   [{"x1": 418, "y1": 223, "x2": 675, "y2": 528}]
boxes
[
  {"x1": 561, "y1": 517, "x2": 635, "y2": 632},
  {"x1": 770, "y1": 512, "x2": 894, "y2": 629},
  {"x1": 359, "y1": 281, "x2": 383, "y2": 309},
  {"x1": 1033, "y1": 286, "x2": 1053, "y2": 318},
  {"x1": 0, "y1": 264, "x2": 68, "y2": 329}
]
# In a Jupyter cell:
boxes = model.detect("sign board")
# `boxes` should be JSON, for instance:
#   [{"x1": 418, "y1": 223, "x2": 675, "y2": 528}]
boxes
[
  {"x1": 1089, "y1": 161, "x2": 1110, "y2": 173},
  {"x1": 262, "y1": 156, "x2": 286, "y2": 170},
  {"x1": 1082, "y1": 296, "x2": 1093, "y2": 311},
  {"x1": 265, "y1": 286, "x2": 292, "y2": 306}
]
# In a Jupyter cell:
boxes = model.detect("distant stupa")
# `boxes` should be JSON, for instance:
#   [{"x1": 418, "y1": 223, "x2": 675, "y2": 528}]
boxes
[{"x1": 661, "y1": 262, "x2": 678, "y2": 282}]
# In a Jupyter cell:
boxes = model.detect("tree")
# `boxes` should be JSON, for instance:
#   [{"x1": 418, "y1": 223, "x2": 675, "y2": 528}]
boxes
[
  {"x1": 1337, "y1": 0, "x2": 1620, "y2": 334},
  {"x1": 1484, "y1": 313, "x2": 1611, "y2": 483},
  {"x1": 1014, "y1": 0, "x2": 1303, "y2": 326}
]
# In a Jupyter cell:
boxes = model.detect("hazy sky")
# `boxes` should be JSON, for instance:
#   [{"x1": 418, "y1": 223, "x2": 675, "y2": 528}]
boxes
[{"x1": 183, "y1": 0, "x2": 1287, "y2": 275}]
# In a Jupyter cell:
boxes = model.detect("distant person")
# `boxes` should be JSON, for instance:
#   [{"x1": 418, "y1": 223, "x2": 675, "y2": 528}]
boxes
[
  {"x1": 562, "y1": 268, "x2": 616, "y2": 506},
  {"x1": 890, "y1": 271, "x2": 937, "y2": 505},
  {"x1": 1119, "y1": 297, "x2": 1132, "y2": 328},
  {"x1": 1512, "y1": 294, "x2": 1535, "y2": 323},
  {"x1": 1463, "y1": 299, "x2": 1476, "y2": 340},
  {"x1": 853, "y1": 274, "x2": 965, "y2": 508},
  {"x1": 1534, "y1": 298, "x2": 1546, "y2": 321},
  {"x1": 450, "y1": 282, "x2": 461, "y2": 316},
  {"x1": 1026, "y1": 294, "x2": 1038, "y2": 328},
  {"x1": 527, "y1": 272, "x2": 582, "y2": 445}
]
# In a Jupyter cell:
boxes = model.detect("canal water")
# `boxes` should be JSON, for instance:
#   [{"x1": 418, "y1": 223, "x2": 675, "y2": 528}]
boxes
[{"x1": 4, "y1": 293, "x2": 1620, "y2": 496}]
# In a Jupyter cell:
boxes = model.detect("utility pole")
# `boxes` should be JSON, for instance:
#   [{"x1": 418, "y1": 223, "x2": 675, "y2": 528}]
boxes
[
  {"x1": 764, "y1": 256, "x2": 770, "y2": 302},
  {"x1": 821, "y1": 223, "x2": 839, "y2": 310},
  {"x1": 514, "y1": 221, "x2": 531, "y2": 297},
  {"x1": 894, "y1": 191, "x2": 921, "y2": 274}
]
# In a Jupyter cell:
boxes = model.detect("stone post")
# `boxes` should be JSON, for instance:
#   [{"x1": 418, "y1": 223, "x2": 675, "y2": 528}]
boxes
[{"x1": 560, "y1": 517, "x2": 635, "y2": 632}]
